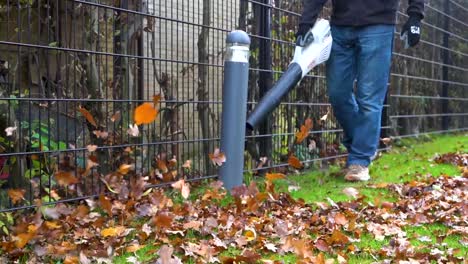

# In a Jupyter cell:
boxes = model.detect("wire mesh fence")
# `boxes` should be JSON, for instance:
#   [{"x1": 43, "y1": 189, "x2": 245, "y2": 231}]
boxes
[{"x1": 0, "y1": 0, "x2": 466, "y2": 212}]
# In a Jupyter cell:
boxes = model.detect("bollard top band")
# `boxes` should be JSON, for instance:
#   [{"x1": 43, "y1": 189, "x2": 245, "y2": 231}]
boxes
[{"x1": 226, "y1": 30, "x2": 250, "y2": 46}]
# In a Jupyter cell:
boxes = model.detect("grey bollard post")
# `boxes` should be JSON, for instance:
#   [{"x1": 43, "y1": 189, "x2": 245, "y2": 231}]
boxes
[{"x1": 219, "y1": 30, "x2": 251, "y2": 191}]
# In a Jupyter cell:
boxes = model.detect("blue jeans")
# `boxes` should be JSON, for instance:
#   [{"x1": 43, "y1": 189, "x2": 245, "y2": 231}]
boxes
[{"x1": 326, "y1": 24, "x2": 394, "y2": 167}]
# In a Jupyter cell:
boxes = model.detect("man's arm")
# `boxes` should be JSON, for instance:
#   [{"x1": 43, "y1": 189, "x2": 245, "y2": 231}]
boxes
[
  {"x1": 407, "y1": 0, "x2": 425, "y2": 18},
  {"x1": 298, "y1": 0, "x2": 328, "y2": 31}
]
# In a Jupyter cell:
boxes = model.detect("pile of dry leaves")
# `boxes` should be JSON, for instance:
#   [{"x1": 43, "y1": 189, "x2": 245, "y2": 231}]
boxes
[{"x1": 1, "y1": 156, "x2": 467, "y2": 263}]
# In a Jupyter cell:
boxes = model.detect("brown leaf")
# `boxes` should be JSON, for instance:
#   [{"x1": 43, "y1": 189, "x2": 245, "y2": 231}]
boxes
[
  {"x1": 110, "y1": 111, "x2": 121, "y2": 123},
  {"x1": 334, "y1": 213, "x2": 348, "y2": 226},
  {"x1": 171, "y1": 179, "x2": 190, "y2": 199},
  {"x1": 153, "y1": 213, "x2": 173, "y2": 228},
  {"x1": 99, "y1": 194, "x2": 112, "y2": 216},
  {"x1": 93, "y1": 130, "x2": 109, "y2": 139},
  {"x1": 288, "y1": 154, "x2": 303, "y2": 169},
  {"x1": 153, "y1": 94, "x2": 161, "y2": 105},
  {"x1": 209, "y1": 148, "x2": 226, "y2": 166},
  {"x1": 265, "y1": 173, "x2": 286, "y2": 181},
  {"x1": 126, "y1": 244, "x2": 144, "y2": 253},
  {"x1": 295, "y1": 118, "x2": 313, "y2": 143},
  {"x1": 7, "y1": 189, "x2": 25, "y2": 205},
  {"x1": 157, "y1": 159, "x2": 169, "y2": 173},
  {"x1": 134, "y1": 102, "x2": 158, "y2": 125},
  {"x1": 315, "y1": 239, "x2": 330, "y2": 252},
  {"x1": 55, "y1": 171, "x2": 79, "y2": 186},
  {"x1": 78, "y1": 106, "x2": 97, "y2": 127},
  {"x1": 182, "y1": 160, "x2": 192, "y2": 169},
  {"x1": 86, "y1": 144, "x2": 98, "y2": 152}
]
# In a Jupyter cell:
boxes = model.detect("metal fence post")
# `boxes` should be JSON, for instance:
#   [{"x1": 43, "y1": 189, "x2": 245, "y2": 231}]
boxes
[{"x1": 220, "y1": 31, "x2": 251, "y2": 191}]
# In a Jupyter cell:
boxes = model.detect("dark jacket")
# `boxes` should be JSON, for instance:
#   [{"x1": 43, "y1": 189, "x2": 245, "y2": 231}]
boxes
[{"x1": 299, "y1": 0, "x2": 425, "y2": 27}]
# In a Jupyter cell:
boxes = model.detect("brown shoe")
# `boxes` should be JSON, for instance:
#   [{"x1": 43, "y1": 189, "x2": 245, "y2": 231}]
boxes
[{"x1": 345, "y1": 165, "x2": 370, "y2": 181}]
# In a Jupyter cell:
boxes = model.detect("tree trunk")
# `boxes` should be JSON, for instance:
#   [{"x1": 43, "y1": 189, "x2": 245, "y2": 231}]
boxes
[{"x1": 197, "y1": 0, "x2": 213, "y2": 175}]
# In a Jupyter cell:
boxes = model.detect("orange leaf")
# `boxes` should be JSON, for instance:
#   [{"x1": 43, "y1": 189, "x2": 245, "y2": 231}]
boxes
[
  {"x1": 55, "y1": 171, "x2": 79, "y2": 186},
  {"x1": 13, "y1": 232, "x2": 34, "y2": 249},
  {"x1": 209, "y1": 148, "x2": 226, "y2": 166},
  {"x1": 153, "y1": 213, "x2": 173, "y2": 228},
  {"x1": 126, "y1": 244, "x2": 144, "y2": 253},
  {"x1": 64, "y1": 255, "x2": 79, "y2": 264},
  {"x1": 265, "y1": 173, "x2": 286, "y2": 181},
  {"x1": 99, "y1": 194, "x2": 113, "y2": 216},
  {"x1": 134, "y1": 102, "x2": 158, "y2": 125},
  {"x1": 295, "y1": 118, "x2": 313, "y2": 144},
  {"x1": 157, "y1": 159, "x2": 168, "y2": 173},
  {"x1": 78, "y1": 106, "x2": 97, "y2": 128},
  {"x1": 153, "y1": 94, "x2": 161, "y2": 105},
  {"x1": 288, "y1": 155, "x2": 303, "y2": 169},
  {"x1": 101, "y1": 226, "x2": 125, "y2": 237},
  {"x1": 118, "y1": 164, "x2": 133, "y2": 175},
  {"x1": 7, "y1": 189, "x2": 25, "y2": 205}
]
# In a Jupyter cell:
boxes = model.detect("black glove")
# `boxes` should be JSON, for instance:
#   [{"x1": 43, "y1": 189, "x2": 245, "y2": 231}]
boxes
[
  {"x1": 401, "y1": 13, "x2": 422, "y2": 47},
  {"x1": 295, "y1": 23, "x2": 313, "y2": 47}
]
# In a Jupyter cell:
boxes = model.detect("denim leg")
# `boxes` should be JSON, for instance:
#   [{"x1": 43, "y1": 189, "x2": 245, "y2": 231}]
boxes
[
  {"x1": 326, "y1": 26, "x2": 358, "y2": 153},
  {"x1": 347, "y1": 25, "x2": 394, "y2": 166}
]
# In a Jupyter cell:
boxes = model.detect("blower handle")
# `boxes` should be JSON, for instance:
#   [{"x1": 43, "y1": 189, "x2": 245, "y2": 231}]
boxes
[{"x1": 296, "y1": 29, "x2": 315, "y2": 47}]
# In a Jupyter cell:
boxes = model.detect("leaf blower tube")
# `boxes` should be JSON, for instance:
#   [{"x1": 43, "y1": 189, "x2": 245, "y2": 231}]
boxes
[{"x1": 246, "y1": 19, "x2": 333, "y2": 130}]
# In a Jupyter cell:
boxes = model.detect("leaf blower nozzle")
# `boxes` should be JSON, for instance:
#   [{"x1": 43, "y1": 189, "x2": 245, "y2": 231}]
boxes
[
  {"x1": 246, "y1": 63, "x2": 303, "y2": 130},
  {"x1": 246, "y1": 19, "x2": 332, "y2": 130}
]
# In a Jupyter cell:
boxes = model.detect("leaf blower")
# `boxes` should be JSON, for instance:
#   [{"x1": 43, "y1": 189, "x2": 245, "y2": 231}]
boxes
[{"x1": 246, "y1": 19, "x2": 333, "y2": 130}]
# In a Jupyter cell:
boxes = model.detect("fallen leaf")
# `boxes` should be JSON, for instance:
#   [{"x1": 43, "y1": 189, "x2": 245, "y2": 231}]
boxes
[
  {"x1": 134, "y1": 102, "x2": 158, "y2": 125},
  {"x1": 182, "y1": 160, "x2": 192, "y2": 169},
  {"x1": 295, "y1": 118, "x2": 313, "y2": 143},
  {"x1": 171, "y1": 179, "x2": 190, "y2": 199},
  {"x1": 101, "y1": 226, "x2": 125, "y2": 237},
  {"x1": 288, "y1": 154, "x2": 303, "y2": 169},
  {"x1": 126, "y1": 244, "x2": 144, "y2": 253},
  {"x1": 86, "y1": 144, "x2": 98, "y2": 152},
  {"x1": 309, "y1": 139, "x2": 317, "y2": 151},
  {"x1": 63, "y1": 255, "x2": 79, "y2": 264},
  {"x1": 209, "y1": 148, "x2": 226, "y2": 166},
  {"x1": 244, "y1": 227, "x2": 257, "y2": 241},
  {"x1": 5, "y1": 126, "x2": 17, "y2": 136},
  {"x1": 7, "y1": 189, "x2": 25, "y2": 205},
  {"x1": 118, "y1": 164, "x2": 133, "y2": 175},
  {"x1": 93, "y1": 130, "x2": 109, "y2": 139},
  {"x1": 315, "y1": 239, "x2": 330, "y2": 252},
  {"x1": 99, "y1": 194, "x2": 113, "y2": 216},
  {"x1": 265, "y1": 173, "x2": 286, "y2": 181},
  {"x1": 128, "y1": 124, "x2": 140, "y2": 137},
  {"x1": 334, "y1": 213, "x2": 348, "y2": 226},
  {"x1": 153, "y1": 94, "x2": 161, "y2": 105},
  {"x1": 110, "y1": 111, "x2": 121, "y2": 122},
  {"x1": 320, "y1": 111, "x2": 330, "y2": 122},
  {"x1": 78, "y1": 106, "x2": 97, "y2": 127},
  {"x1": 342, "y1": 187, "x2": 360, "y2": 199},
  {"x1": 380, "y1": 137, "x2": 392, "y2": 145},
  {"x1": 55, "y1": 171, "x2": 79, "y2": 186}
]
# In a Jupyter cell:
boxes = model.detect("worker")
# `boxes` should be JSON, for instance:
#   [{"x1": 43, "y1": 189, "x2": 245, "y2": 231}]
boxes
[{"x1": 296, "y1": 0, "x2": 424, "y2": 181}]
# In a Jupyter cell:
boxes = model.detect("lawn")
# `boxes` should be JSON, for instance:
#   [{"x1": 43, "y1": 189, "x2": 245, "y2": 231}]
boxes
[{"x1": 0, "y1": 134, "x2": 466, "y2": 263}]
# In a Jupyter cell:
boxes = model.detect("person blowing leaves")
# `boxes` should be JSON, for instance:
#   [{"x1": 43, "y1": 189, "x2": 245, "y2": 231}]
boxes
[{"x1": 296, "y1": 0, "x2": 424, "y2": 181}]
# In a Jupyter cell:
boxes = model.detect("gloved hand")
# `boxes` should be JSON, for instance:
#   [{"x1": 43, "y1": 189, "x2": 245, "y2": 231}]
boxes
[
  {"x1": 401, "y1": 13, "x2": 422, "y2": 48},
  {"x1": 295, "y1": 23, "x2": 313, "y2": 47}
]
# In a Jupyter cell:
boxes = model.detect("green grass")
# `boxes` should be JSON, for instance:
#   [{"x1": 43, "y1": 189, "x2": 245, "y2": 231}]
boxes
[
  {"x1": 113, "y1": 134, "x2": 467, "y2": 263},
  {"x1": 284, "y1": 134, "x2": 468, "y2": 262}
]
